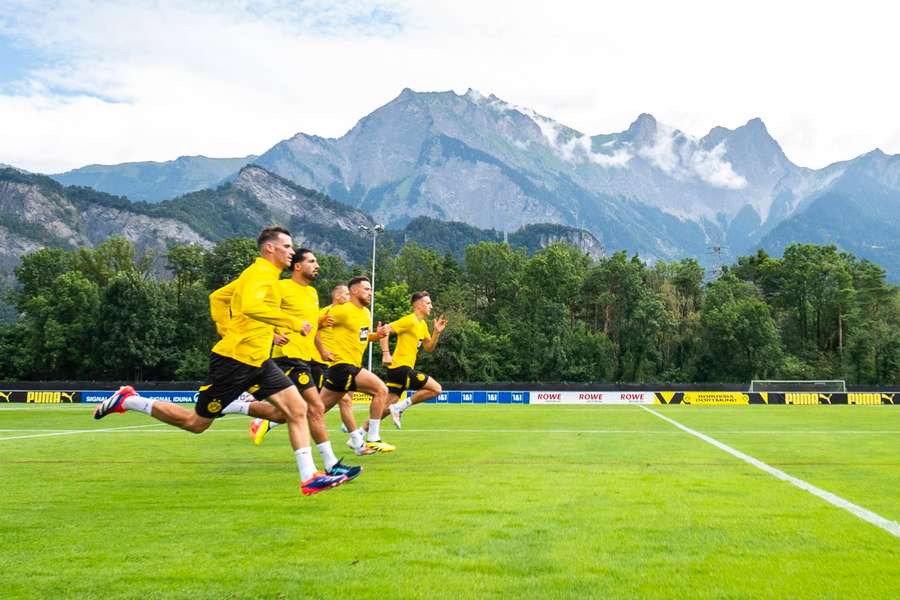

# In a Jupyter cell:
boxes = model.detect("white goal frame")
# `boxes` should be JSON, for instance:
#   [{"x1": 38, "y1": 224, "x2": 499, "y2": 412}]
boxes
[{"x1": 748, "y1": 380, "x2": 847, "y2": 393}]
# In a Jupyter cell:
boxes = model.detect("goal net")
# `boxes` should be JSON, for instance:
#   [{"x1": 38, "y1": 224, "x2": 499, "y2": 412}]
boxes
[{"x1": 748, "y1": 380, "x2": 847, "y2": 393}]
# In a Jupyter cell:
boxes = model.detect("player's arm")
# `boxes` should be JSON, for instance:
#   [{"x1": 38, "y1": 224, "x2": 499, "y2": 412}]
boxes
[
  {"x1": 241, "y1": 275, "x2": 304, "y2": 331},
  {"x1": 367, "y1": 321, "x2": 390, "y2": 342},
  {"x1": 379, "y1": 328, "x2": 393, "y2": 365},
  {"x1": 315, "y1": 330, "x2": 334, "y2": 362},
  {"x1": 380, "y1": 317, "x2": 401, "y2": 363},
  {"x1": 318, "y1": 312, "x2": 334, "y2": 328},
  {"x1": 209, "y1": 279, "x2": 239, "y2": 337},
  {"x1": 423, "y1": 315, "x2": 448, "y2": 352}
]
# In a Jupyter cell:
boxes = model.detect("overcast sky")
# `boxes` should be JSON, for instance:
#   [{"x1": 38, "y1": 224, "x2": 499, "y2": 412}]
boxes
[{"x1": 1, "y1": 0, "x2": 897, "y2": 173}]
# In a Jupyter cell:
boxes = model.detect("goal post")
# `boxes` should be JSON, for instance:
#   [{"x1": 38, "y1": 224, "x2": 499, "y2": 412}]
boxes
[{"x1": 748, "y1": 380, "x2": 847, "y2": 393}]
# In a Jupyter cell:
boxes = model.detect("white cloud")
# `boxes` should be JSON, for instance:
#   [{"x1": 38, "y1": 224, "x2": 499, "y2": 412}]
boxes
[
  {"x1": 638, "y1": 125, "x2": 680, "y2": 175},
  {"x1": 689, "y1": 142, "x2": 747, "y2": 190},
  {"x1": 637, "y1": 124, "x2": 746, "y2": 189},
  {"x1": 493, "y1": 101, "x2": 631, "y2": 168},
  {"x1": 0, "y1": 0, "x2": 898, "y2": 172}
]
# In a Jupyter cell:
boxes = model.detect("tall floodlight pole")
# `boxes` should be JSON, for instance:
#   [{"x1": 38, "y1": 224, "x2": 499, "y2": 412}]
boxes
[{"x1": 359, "y1": 224, "x2": 384, "y2": 371}]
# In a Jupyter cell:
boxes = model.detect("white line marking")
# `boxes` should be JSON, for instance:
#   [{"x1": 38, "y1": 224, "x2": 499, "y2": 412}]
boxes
[
  {"x1": 0, "y1": 406, "x2": 91, "y2": 411},
  {"x1": 0, "y1": 423, "x2": 167, "y2": 441},
  {"x1": 1, "y1": 427, "x2": 898, "y2": 435},
  {"x1": 640, "y1": 406, "x2": 900, "y2": 538},
  {"x1": 0, "y1": 428, "x2": 682, "y2": 435}
]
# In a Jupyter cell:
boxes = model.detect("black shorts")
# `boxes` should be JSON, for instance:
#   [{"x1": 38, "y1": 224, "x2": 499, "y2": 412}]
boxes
[
  {"x1": 195, "y1": 353, "x2": 293, "y2": 418},
  {"x1": 273, "y1": 357, "x2": 317, "y2": 392},
  {"x1": 324, "y1": 363, "x2": 362, "y2": 392},
  {"x1": 310, "y1": 361, "x2": 328, "y2": 391},
  {"x1": 385, "y1": 366, "x2": 430, "y2": 395}
]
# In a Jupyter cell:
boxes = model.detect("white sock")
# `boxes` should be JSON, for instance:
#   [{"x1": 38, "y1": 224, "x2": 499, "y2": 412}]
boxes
[
  {"x1": 397, "y1": 397, "x2": 412, "y2": 412},
  {"x1": 237, "y1": 391, "x2": 255, "y2": 402},
  {"x1": 222, "y1": 400, "x2": 251, "y2": 415},
  {"x1": 122, "y1": 395, "x2": 155, "y2": 415},
  {"x1": 295, "y1": 447, "x2": 317, "y2": 482},
  {"x1": 269, "y1": 421, "x2": 282, "y2": 429},
  {"x1": 349, "y1": 428, "x2": 365, "y2": 448},
  {"x1": 367, "y1": 419, "x2": 381, "y2": 442},
  {"x1": 316, "y1": 441, "x2": 339, "y2": 471}
]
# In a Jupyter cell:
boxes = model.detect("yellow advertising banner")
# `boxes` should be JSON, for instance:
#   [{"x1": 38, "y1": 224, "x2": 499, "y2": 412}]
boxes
[
  {"x1": 848, "y1": 393, "x2": 888, "y2": 405},
  {"x1": 350, "y1": 391, "x2": 408, "y2": 405},
  {"x1": 655, "y1": 391, "x2": 749, "y2": 405},
  {"x1": 351, "y1": 392, "x2": 372, "y2": 404},
  {"x1": 683, "y1": 391, "x2": 749, "y2": 405}
]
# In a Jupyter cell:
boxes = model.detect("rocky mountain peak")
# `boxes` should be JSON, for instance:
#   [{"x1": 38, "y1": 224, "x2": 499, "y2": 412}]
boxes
[
  {"x1": 622, "y1": 113, "x2": 658, "y2": 146},
  {"x1": 699, "y1": 116, "x2": 792, "y2": 179}
]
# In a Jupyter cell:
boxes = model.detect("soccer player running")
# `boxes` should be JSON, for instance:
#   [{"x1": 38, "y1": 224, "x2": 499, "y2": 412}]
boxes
[
  {"x1": 316, "y1": 285, "x2": 359, "y2": 441},
  {"x1": 319, "y1": 276, "x2": 394, "y2": 453},
  {"x1": 246, "y1": 248, "x2": 361, "y2": 480},
  {"x1": 92, "y1": 227, "x2": 347, "y2": 496},
  {"x1": 251, "y1": 284, "x2": 363, "y2": 451},
  {"x1": 378, "y1": 291, "x2": 447, "y2": 429}
]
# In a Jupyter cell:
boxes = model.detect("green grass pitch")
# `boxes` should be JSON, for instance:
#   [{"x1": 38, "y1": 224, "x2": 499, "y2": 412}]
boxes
[{"x1": 1, "y1": 404, "x2": 898, "y2": 599}]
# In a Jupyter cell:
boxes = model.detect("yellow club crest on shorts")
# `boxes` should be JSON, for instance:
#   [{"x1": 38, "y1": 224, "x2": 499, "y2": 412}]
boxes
[
  {"x1": 299, "y1": 372, "x2": 310, "y2": 385},
  {"x1": 208, "y1": 400, "x2": 222, "y2": 413},
  {"x1": 417, "y1": 373, "x2": 425, "y2": 381}
]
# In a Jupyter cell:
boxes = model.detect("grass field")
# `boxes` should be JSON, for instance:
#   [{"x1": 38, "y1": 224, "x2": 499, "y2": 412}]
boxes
[{"x1": 1, "y1": 403, "x2": 899, "y2": 599}]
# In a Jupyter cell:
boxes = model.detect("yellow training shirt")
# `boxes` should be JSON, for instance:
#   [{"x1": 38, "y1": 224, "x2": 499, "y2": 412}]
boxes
[
  {"x1": 271, "y1": 279, "x2": 320, "y2": 362},
  {"x1": 317, "y1": 304, "x2": 337, "y2": 365},
  {"x1": 326, "y1": 301, "x2": 373, "y2": 367},
  {"x1": 388, "y1": 313, "x2": 430, "y2": 368},
  {"x1": 209, "y1": 258, "x2": 303, "y2": 367}
]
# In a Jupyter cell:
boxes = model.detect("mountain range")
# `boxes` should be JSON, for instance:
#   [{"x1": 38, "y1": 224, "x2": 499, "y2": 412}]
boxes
[
  {"x1": 0, "y1": 165, "x2": 603, "y2": 288},
  {"x1": 16, "y1": 88, "x2": 900, "y2": 281}
]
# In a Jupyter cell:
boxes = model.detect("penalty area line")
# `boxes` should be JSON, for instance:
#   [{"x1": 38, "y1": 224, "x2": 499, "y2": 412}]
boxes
[{"x1": 640, "y1": 406, "x2": 900, "y2": 539}]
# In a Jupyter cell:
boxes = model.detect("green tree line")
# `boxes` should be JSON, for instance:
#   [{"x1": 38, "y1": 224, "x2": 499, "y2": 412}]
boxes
[{"x1": 1, "y1": 238, "x2": 898, "y2": 384}]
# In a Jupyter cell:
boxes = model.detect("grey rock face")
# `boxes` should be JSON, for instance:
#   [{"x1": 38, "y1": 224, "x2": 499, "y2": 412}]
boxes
[
  {"x1": 0, "y1": 174, "x2": 211, "y2": 280},
  {"x1": 249, "y1": 88, "x2": 899, "y2": 278},
  {"x1": 232, "y1": 166, "x2": 372, "y2": 232}
]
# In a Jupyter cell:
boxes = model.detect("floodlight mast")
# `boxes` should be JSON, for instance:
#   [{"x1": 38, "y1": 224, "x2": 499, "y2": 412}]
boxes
[{"x1": 358, "y1": 224, "x2": 384, "y2": 371}]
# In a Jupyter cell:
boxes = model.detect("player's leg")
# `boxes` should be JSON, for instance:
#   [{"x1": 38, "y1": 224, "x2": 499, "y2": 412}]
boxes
[
  {"x1": 222, "y1": 391, "x2": 287, "y2": 421},
  {"x1": 302, "y1": 386, "x2": 361, "y2": 479},
  {"x1": 321, "y1": 387, "x2": 372, "y2": 456},
  {"x1": 94, "y1": 385, "x2": 218, "y2": 433},
  {"x1": 222, "y1": 391, "x2": 287, "y2": 444},
  {"x1": 338, "y1": 392, "x2": 356, "y2": 433},
  {"x1": 403, "y1": 374, "x2": 442, "y2": 409},
  {"x1": 150, "y1": 400, "x2": 216, "y2": 433},
  {"x1": 300, "y1": 360, "x2": 363, "y2": 471},
  {"x1": 354, "y1": 369, "x2": 394, "y2": 452},
  {"x1": 363, "y1": 390, "x2": 400, "y2": 428},
  {"x1": 247, "y1": 360, "x2": 310, "y2": 446},
  {"x1": 246, "y1": 399, "x2": 287, "y2": 445},
  {"x1": 379, "y1": 367, "x2": 409, "y2": 428},
  {"x1": 263, "y1": 381, "x2": 347, "y2": 495},
  {"x1": 385, "y1": 392, "x2": 403, "y2": 428}
]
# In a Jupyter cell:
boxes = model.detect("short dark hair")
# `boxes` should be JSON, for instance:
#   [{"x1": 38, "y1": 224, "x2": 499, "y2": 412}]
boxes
[
  {"x1": 257, "y1": 226, "x2": 291, "y2": 250},
  {"x1": 291, "y1": 248, "x2": 313, "y2": 269},
  {"x1": 348, "y1": 275, "x2": 370, "y2": 289},
  {"x1": 411, "y1": 291, "x2": 430, "y2": 304}
]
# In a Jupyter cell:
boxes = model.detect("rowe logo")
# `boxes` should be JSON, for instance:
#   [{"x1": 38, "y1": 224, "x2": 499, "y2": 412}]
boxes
[
  {"x1": 621, "y1": 393, "x2": 646, "y2": 402},
  {"x1": 536, "y1": 393, "x2": 561, "y2": 401},
  {"x1": 578, "y1": 393, "x2": 604, "y2": 401}
]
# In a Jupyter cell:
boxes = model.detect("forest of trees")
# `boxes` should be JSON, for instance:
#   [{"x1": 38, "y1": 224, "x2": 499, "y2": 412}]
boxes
[{"x1": 1, "y1": 237, "x2": 898, "y2": 385}]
